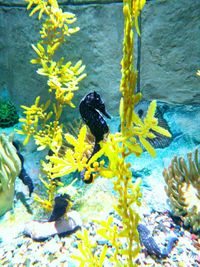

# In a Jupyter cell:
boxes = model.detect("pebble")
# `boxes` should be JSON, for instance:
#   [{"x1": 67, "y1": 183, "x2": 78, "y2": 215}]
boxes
[{"x1": 0, "y1": 209, "x2": 199, "y2": 267}]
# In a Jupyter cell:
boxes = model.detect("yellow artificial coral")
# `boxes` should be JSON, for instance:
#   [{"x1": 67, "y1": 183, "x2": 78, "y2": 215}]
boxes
[
  {"x1": 21, "y1": 1, "x2": 172, "y2": 265},
  {"x1": 44, "y1": 125, "x2": 105, "y2": 182},
  {"x1": 25, "y1": 0, "x2": 86, "y2": 107},
  {"x1": 16, "y1": 96, "x2": 53, "y2": 145},
  {"x1": 71, "y1": 1, "x2": 171, "y2": 266},
  {"x1": 18, "y1": 0, "x2": 87, "y2": 211},
  {"x1": 71, "y1": 228, "x2": 107, "y2": 267}
]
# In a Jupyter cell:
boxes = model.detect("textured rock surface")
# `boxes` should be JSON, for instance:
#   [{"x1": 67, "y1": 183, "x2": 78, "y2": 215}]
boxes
[
  {"x1": 0, "y1": 2, "x2": 123, "y2": 118},
  {"x1": 141, "y1": 0, "x2": 200, "y2": 104},
  {"x1": 0, "y1": 0, "x2": 199, "y2": 121}
]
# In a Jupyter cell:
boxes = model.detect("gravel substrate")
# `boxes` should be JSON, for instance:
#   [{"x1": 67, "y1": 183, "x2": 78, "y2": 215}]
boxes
[{"x1": 0, "y1": 209, "x2": 199, "y2": 267}]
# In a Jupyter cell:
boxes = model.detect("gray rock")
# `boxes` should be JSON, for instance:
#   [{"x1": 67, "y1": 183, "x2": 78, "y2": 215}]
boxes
[
  {"x1": 141, "y1": 0, "x2": 200, "y2": 104},
  {"x1": 23, "y1": 211, "x2": 82, "y2": 241},
  {"x1": 0, "y1": 0, "x2": 199, "y2": 122}
]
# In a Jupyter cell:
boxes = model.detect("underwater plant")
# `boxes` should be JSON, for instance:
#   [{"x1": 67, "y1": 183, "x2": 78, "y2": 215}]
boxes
[
  {"x1": 0, "y1": 99, "x2": 19, "y2": 128},
  {"x1": 68, "y1": 0, "x2": 171, "y2": 266},
  {"x1": 163, "y1": 148, "x2": 200, "y2": 233},
  {"x1": 18, "y1": 0, "x2": 171, "y2": 264},
  {"x1": 17, "y1": 0, "x2": 87, "y2": 212},
  {"x1": 0, "y1": 134, "x2": 21, "y2": 216}
]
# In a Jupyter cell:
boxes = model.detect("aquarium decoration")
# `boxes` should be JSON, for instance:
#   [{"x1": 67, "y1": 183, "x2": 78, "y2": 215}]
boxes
[
  {"x1": 18, "y1": 0, "x2": 171, "y2": 265},
  {"x1": 12, "y1": 141, "x2": 34, "y2": 196},
  {"x1": 0, "y1": 99, "x2": 19, "y2": 128},
  {"x1": 163, "y1": 148, "x2": 200, "y2": 233},
  {"x1": 0, "y1": 134, "x2": 21, "y2": 216},
  {"x1": 79, "y1": 91, "x2": 111, "y2": 183},
  {"x1": 136, "y1": 103, "x2": 173, "y2": 149},
  {"x1": 137, "y1": 224, "x2": 178, "y2": 258},
  {"x1": 17, "y1": 0, "x2": 87, "y2": 212},
  {"x1": 70, "y1": 0, "x2": 171, "y2": 265},
  {"x1": 24, "y1": 209, "x2": 82, "y2": 241}
]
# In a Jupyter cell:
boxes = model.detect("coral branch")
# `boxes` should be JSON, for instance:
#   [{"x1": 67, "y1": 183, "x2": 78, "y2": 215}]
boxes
[
  {"x1": 163, "y1": 148, "x2": 200, "y2": 232},
  {"x1": 0, "y1": 134, "x2": 21, "y2": 216}
]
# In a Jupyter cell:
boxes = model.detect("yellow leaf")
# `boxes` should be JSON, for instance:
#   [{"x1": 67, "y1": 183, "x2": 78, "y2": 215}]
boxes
[
  {"x1": 132, "y1": 246, "x2": 141, "y2": 258},
  {"x1": 100, "y1": 169, "x2": 114, "y2": 178},
  {"x1": 125, "y1": 141, "x2": 143, "y2": 155},
  {"x1": 37, "y1": 43, "x2": 45, "y2": 54},
  {"x1": 76, "y1": 73, "x2": 87, "y2": 83},
  {"x1": 37, "y1": 68, "x2": 48, "y2": 76},
  {"x1": 23, "y1": 134, "x2": 31, "y2": 145},
  {"x1": 15, "y1": 130, "x2": 24, "y2": 135},
  {"x1": 119, "y1": 98, "x2": 124, "y2": 119},
  {"x1": 76, "y1": 65, "x2": 85, "y2": 75},
  {"x1": 31, "y1": 44, "x2": 42, "y2": 57},
  {"x1": 43, "y1": 99, "x2": 51, "y2": 110},
  {"x1": 121, "y1": 249, "x2": 130, "y2": 255},
  {"x1": 65, "y1": 12, "x2": 75, "y2": 19},
  {"x1": 99, "y1": 245, "x2": 107, "y2": 266},
  {"x1": 87, "y1": 148, "x2": 104, "y2": 165},
  {"x1": 51, "y1": 166, "x2": 76, "y2": 178},
  {"x1": 35, "y1": 96, "x2": 41, "y2": 106},
  {"x1": 46, "y1": 111, "x2": 53, "y2": 121},
  {"x1": 65, "y1": 133, "x2": 77, "y2": 147},
  {"x1": 77, "y1": 125, "x2": 87, "y2": 146},
  {"x1": 118, "y1": 228, "x2": 129, "y2": 238},
  {"x1": 97, "y1": 229, "x2": 109, "y2": 240},
  {"x1": 151, "y1": 125, "x2": 171, "y2": 137},
  {"x1": 70, "y1": 255, "x2": 84, "y2": 262},
  {"x1": 18, "y1": 118, "x2": 26, "y2": 123},
  {"x1": 20, "y1": 105, "x2": 30, "y2": 110},
  {"x1": 30, "y1": 5, "x2": 41, "y2": 17},
  {"x1": 30, "y1": 58, "x2": 41, "y2": 64},
  {"x1": 135, "y1": 16, "x2": 140, "y2": 36},
  {"x1": 139, "y1": 136, "x2": 156, "y2": 157},
  {"x1": 146, "y1": 100, "x2": 157, "y2": 120},
  {"x1": 73, "y1": 60, "x2": 82, "y2": 71},
  {"x1": 37, "y1": 145, "x2": 47, "y2": 151},
  {"x1": 38, "y1": 8, "x2": 44, "y2": 20},
  {"x1": 132, "y1": 111, "x2": 143, "y2": 126}
]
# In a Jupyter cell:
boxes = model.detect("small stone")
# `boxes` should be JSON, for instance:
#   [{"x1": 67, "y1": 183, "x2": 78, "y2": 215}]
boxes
[
  {"x1": 177, "y1": 248, "x2": 184, "y2": 254},
  {"x1": 196, "y1": 255, "x2": 200, "y2": 263},
  {"x1": 23, "y1": 211, "x2": 82, "y2": 241},
  {"x1": 43, "y1": 239, "x2": 59, "y2": 254},
  {"x1": 97, "y1": 240, "x2": 109, "y2": 246},
  {"x1": 72, "y1": 241, "x2": 78, "y2": 248},
  {"x1": 24, "y1": 258, "x2": 31, "y2": 267}
]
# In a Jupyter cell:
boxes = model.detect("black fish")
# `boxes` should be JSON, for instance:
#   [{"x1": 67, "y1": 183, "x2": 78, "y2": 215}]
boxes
[
  {"x1": 79, "y1": 91, "x2": 111, "y2": 183},
  {"x1": 48, "y1": 194, "x2": 70, "y2": 222},
  {"x1": 13, "y1": 141, "x2": 34, "y2": 196}
]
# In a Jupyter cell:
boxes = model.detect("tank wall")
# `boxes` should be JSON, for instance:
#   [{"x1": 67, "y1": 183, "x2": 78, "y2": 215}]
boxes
[
  {"x1": 141, "y1": 0, "x2": 200, "y2": 104},
  {"x1": 0, "y1": 0, "x2": 199, "y2": 118}
]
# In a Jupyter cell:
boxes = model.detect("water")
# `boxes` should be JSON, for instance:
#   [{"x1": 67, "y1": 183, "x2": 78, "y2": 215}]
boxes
[{"x1": 0, "y1": 0, "x2": 200, "y2": 266}]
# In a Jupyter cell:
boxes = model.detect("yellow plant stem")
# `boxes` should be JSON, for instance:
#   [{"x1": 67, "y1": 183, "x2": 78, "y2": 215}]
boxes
[{"x1": 113, "y1": 149, "x2": 141, "y2": 266}]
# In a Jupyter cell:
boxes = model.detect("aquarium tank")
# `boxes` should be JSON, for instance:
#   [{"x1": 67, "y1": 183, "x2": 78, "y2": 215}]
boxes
[{"x1": 0, "y1": 0, "x2": 200, "y2": 266}]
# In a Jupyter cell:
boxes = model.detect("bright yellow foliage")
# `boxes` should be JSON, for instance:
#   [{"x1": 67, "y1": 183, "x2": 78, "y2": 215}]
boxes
[
  {"x1": 25, "y1": 0, "x2": 86, "y2": 107},
  {"x1": 20, "y1": 1, "x2": 171, "y2": 265},
  {"x1": 71, "y1": 228, "x2": 108, "y2": 267},
  {"x1": 43, "y1": 125, "x2": 105, "y2": 182},
  {"x1": 71, "y1": 1, "x2": 171, "y2": 266},
  {"x1": 18, "y1": 0, "x2": 87, "y2": 211}
]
